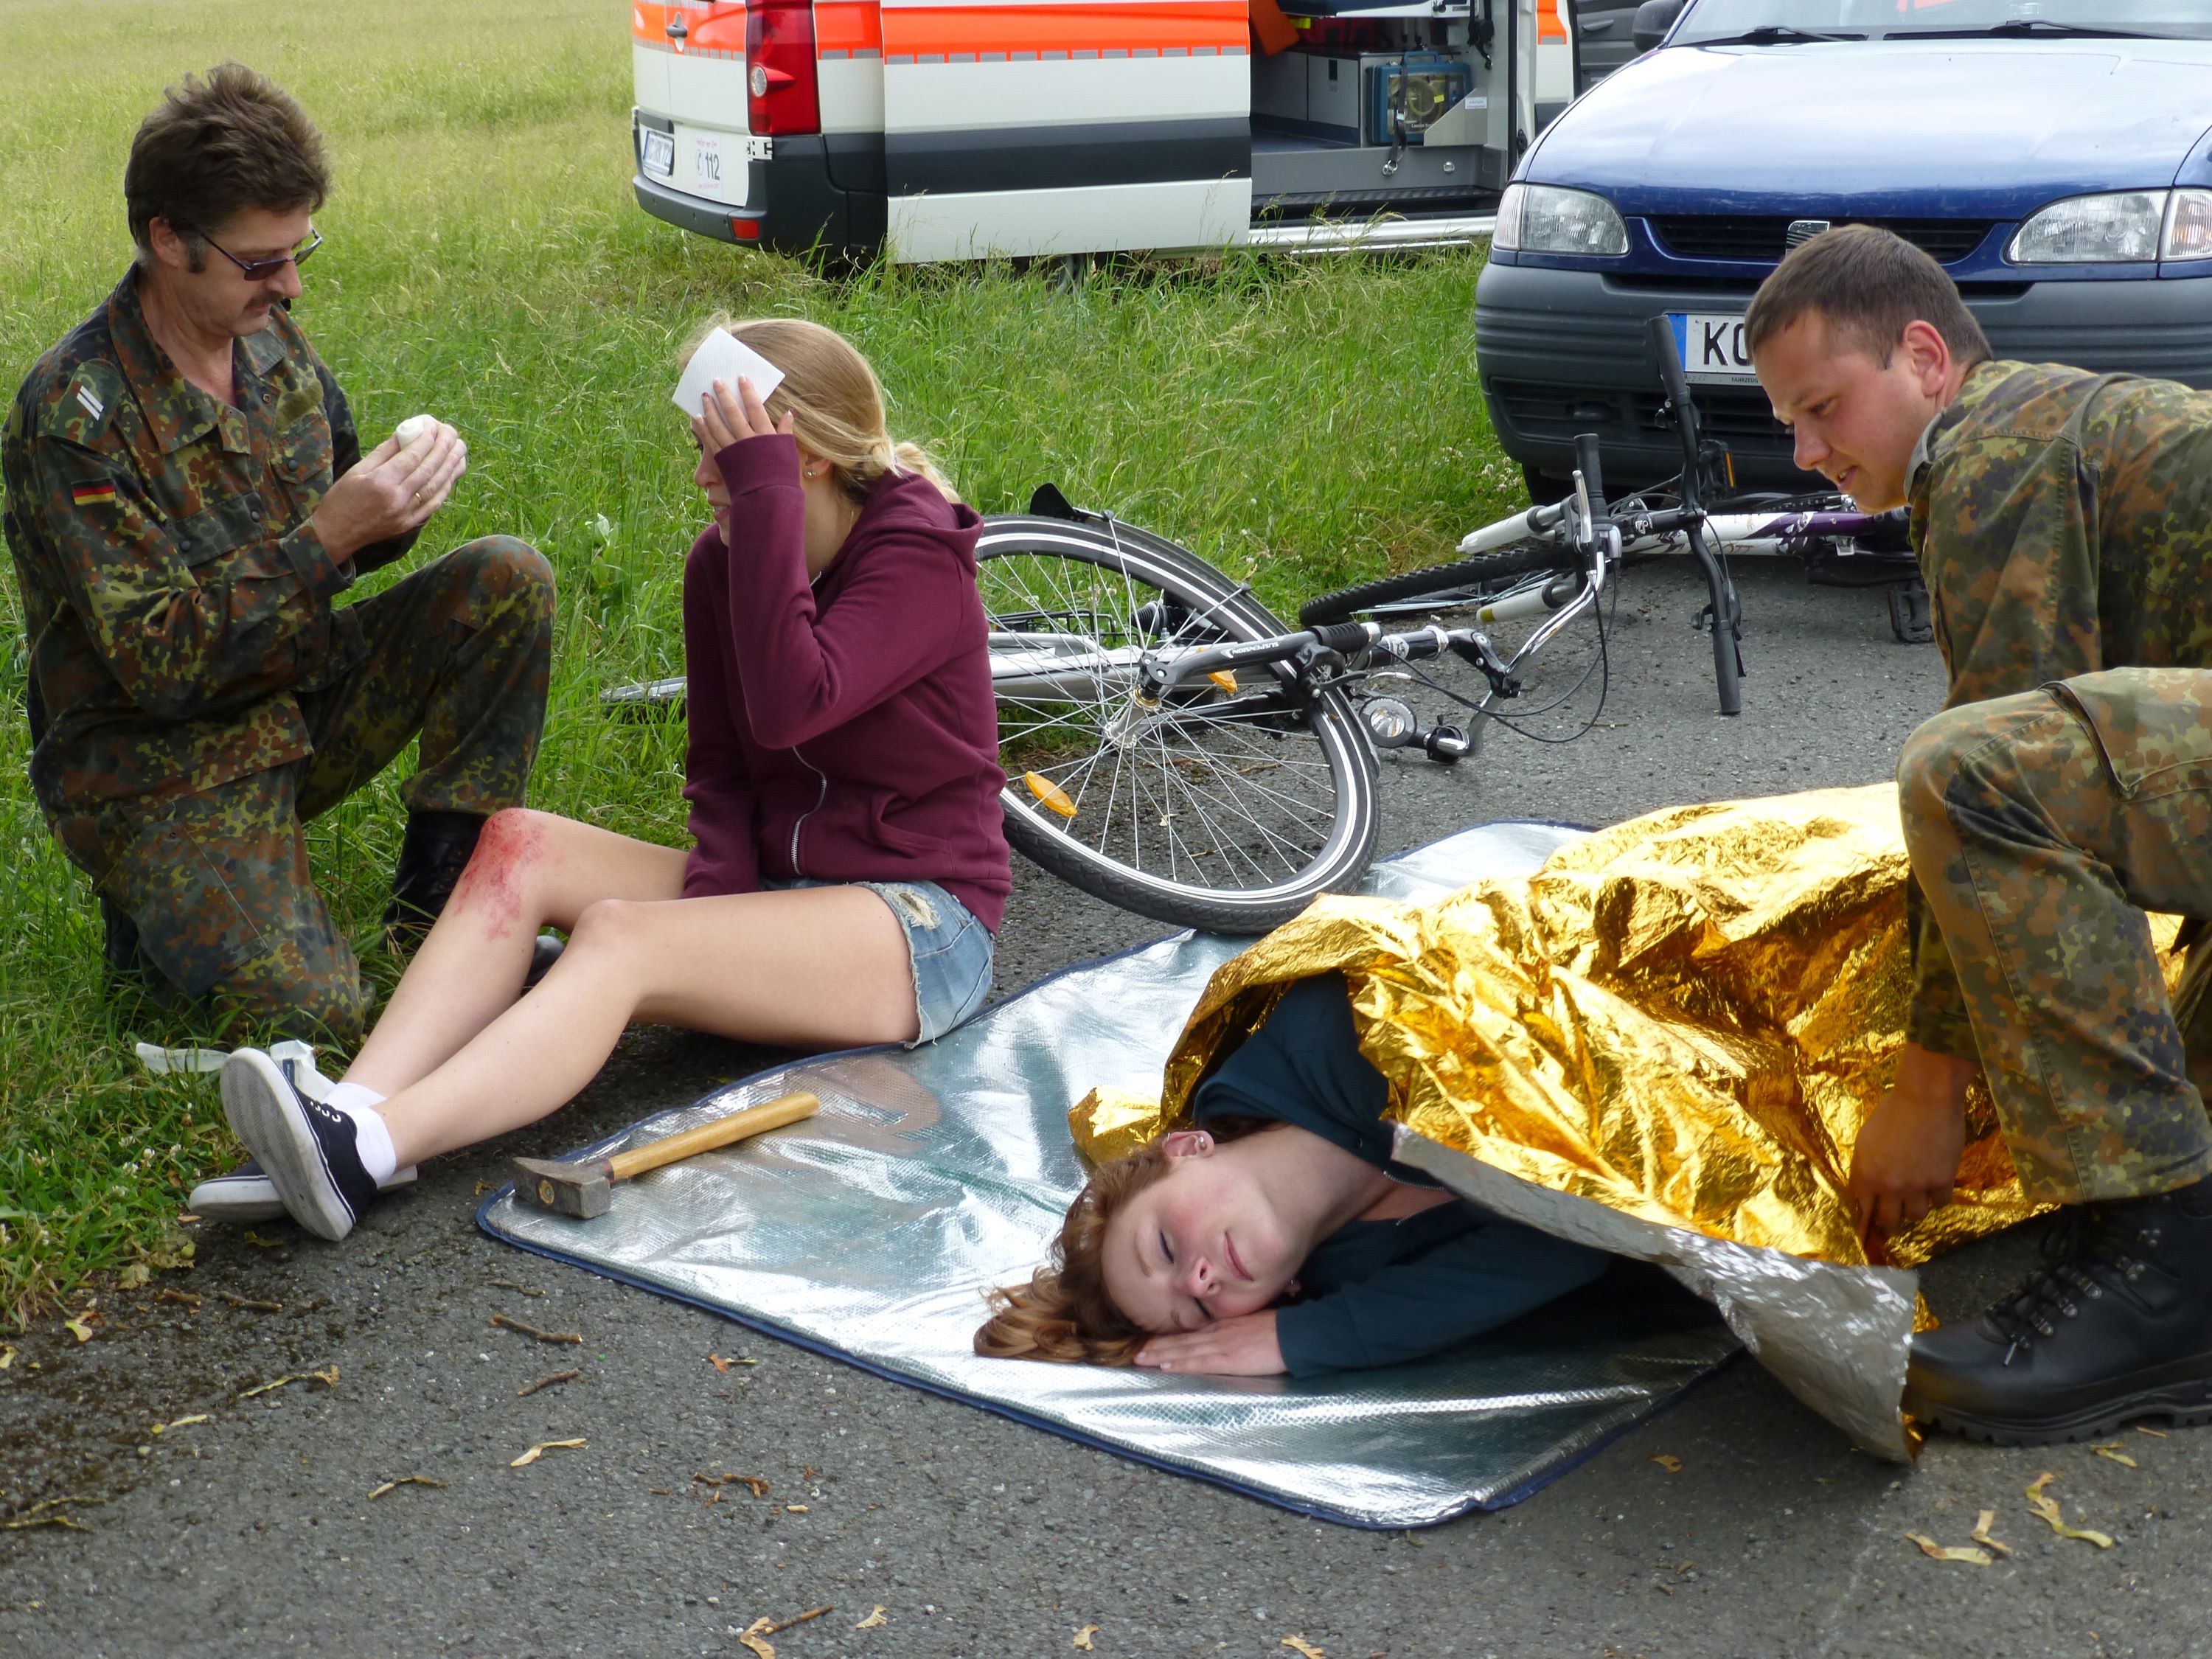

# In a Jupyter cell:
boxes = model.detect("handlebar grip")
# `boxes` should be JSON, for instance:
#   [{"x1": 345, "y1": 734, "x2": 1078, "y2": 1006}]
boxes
[
  {"x1": 1309, "y1": 622, "x2": 1374, "y2": 655},
  {"x1": 1573, "y1": 433, "x2": 1607, "y2": 520}
]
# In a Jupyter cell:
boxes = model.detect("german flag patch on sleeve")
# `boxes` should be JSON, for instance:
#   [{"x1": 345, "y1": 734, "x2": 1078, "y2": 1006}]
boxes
[{"x1": 69, "y1": 481, "x2": 119, "y2": 507}]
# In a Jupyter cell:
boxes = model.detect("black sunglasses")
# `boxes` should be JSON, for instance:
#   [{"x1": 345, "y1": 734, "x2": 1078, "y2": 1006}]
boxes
[{"x1": 203, "y1": 229, "x2": 323, "y2": 282}]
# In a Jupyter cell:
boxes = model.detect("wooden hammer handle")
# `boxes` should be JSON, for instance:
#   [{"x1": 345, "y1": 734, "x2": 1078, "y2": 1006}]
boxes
[{"x1": 604, "y1": 1091, "x2": 820, "y2": 1182}]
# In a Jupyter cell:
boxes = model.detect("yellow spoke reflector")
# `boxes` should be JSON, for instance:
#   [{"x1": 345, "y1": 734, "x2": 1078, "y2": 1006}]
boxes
[
  {"x1": 1208, "y1": 670, "x2": 1238, "y2": 695},
  {"x1": 1025, "y1": 772, "x2": 1078, "y2": 819}
]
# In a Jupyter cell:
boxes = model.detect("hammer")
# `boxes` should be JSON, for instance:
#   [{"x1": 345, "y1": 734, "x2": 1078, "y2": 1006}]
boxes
[{"x1": 509, "y1": 1090, "x2": 819, "y2": 1218}]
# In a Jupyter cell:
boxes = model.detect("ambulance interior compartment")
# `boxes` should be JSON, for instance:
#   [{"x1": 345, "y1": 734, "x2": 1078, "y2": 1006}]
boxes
[{"x1": 1251, "y1": 0, "x2": 1514, "y2": 214}]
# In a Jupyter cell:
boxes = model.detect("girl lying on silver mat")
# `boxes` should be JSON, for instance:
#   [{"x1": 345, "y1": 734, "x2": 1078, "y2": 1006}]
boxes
[{"x1": 975, "y1": 971, "x2": 1615, "y2": 1377}]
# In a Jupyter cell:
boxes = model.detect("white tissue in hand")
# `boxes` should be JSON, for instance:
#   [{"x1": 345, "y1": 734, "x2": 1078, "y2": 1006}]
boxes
[
  {"x1": 394, "y1": 414, "x2": 438, "y2": 448},
  {"x1": 672, "y1": 329, "x2": 785, "y2": 420}
]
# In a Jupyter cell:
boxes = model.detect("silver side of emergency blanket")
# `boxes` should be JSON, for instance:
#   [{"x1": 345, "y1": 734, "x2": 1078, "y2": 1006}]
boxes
[{"x1": 482, "y1": 824, "x2": 1742, "y2": 1527}]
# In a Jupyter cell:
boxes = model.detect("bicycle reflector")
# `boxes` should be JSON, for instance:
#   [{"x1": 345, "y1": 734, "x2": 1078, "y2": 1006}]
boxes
[
  {"x1": 1024, "y1": 772, "x2": 1078, "y2": 819},
  {"x1": 746, "y1": 0, "x2": 821, "y2": 136},
  {"x1": 1208, "y1": 670, "x2": 1239, "y2": 695}
]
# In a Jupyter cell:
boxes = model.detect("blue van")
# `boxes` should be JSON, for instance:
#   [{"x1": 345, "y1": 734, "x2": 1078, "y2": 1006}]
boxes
[{"x1": 1475, "y1": 0, "x2": 2212, "y2": 496}]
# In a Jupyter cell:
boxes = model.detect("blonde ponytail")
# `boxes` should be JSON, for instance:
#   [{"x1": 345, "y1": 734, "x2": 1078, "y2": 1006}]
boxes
[{"x1": 678, "y1": 315, "x2": 958, "y2": 505}]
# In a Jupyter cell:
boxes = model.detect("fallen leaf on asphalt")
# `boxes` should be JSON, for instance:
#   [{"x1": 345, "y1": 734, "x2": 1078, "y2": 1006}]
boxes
[
  {"x1": 708, "y1": 1353, "x2": 759, "y2": 1372},
  {"x1": 2025, "y1": 1472, "x2": 2115, "y2": 1548},
  {"x1": 487, "y1": 1280, "x2": 546, "y2": 1298},
  {"x1": 237, "y1": 1365, "x2": 338, "y2": 1399},
  {"x1": 2135, "y1": 1425, "x2": 2169, "y2": 1439},
  {"x1": 737, "y1": 1618, "x2": 776, "y2": 1659},
  {"x1": 2090, "y1": 1443, "x2": 2139, "y2": 1467},
  {"x1": 62, "y1": 1318, "x2": 93, "y2": 1344},
  {"x1": 0, "y1": 1496, "x2": 105, "y2": 1532},
  {"x1": 510, "y1": 1438, "x2": 588, "y2": 1467},
  {"x1": 1969, "y1": 1511, "x2": 2013, "y2": 1557},
  {"x1": 156, "y1": 1290, "x2": 201, "y2": 1310},
  {"x1": 855, "y1": 1606, "x2": 887, "y2": 1630},
  {"x1": 490, "y1": 1313, "x2": 582, "y2": 1346},
  {"x1": 784, "y1": 1503, "x2": 809, "y2": 1513},
  {"x1": 1649, "y1": 1455, "x2": 1683, "y2": 1473},
  {"x1": 1073, "y1": 1624, "x2": 1099, "y2": 1650},
  {"x1": 150, "y1": 1414, "x2": 212, "y2": 1436},
  {"x1": 240, "y1": 1231, "x2": 285, "y2": 1249},
  {"x1": 0, "y1": 1346, "x2": 14, "y2": 1370},
  {"x1": 1281, "y1": 1638, "x2": 1327, "y2": 1659},
  {"x1": 1906, "y1": 1531, "x2": 1992, "y2": 1566},
  {"x1": 367, "y1": 1476, "x2": 448, "y2": 1500},
  {"x1": 515, "y1": 1369, "x2": 580, "y2": 1399}
]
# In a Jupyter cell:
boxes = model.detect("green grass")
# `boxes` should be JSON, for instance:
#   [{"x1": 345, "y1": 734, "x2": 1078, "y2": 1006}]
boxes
[{"x1": 0, "y1": 0, "x2": 1526, "y2": 1325}]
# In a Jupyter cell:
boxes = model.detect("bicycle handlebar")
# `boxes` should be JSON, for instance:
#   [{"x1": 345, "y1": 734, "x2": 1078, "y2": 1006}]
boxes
[{"x1": 1645, "y1": 313, "x2": 1703, "y2": 494}]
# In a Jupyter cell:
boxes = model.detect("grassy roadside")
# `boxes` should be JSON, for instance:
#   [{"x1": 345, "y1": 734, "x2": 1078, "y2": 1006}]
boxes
[{"x1": 0, "y1": 0, "x2": 1526, "y2": 1325}]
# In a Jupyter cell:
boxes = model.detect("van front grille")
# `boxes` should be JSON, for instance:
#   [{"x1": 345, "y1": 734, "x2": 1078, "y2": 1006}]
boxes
[{"x1": 1649, "y1": 216, "x2": 1996, "y2": 265}]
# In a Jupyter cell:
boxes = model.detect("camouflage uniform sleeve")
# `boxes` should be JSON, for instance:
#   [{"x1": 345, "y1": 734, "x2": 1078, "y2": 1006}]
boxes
[
  {"x1": 24, "y1": 403, "x2": 351, "y2": 723},
  {"x1": 1904, "y1": 414, "x2": 2098, "y2": 1061},
  {"x1": 307, "y1": 349, "x2": 418, "y2": 577},
  {"x1": 1905, "y1": 877, "x2": 1980, "y2": 1057}
]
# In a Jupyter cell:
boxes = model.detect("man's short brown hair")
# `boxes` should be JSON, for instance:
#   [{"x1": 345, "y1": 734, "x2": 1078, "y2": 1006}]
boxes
[
  {"x1": 1744, "y1": 223, "x2": 1992, "y2": 369},
  {"x1": 124, "y1": 63, "x2": 329, "y2": 262}
]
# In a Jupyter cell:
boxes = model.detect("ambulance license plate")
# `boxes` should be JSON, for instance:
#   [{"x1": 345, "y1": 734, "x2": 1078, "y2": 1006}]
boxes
[
  {"x1": 1667, "y1": 312, "x2": 1759, "y2": 386},
  {"x1": 640, "y1": 127, "x2": 675, "y2": 179}
]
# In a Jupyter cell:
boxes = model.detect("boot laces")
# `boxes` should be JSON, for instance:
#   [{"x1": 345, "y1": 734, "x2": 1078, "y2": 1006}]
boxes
[{"x1": 1987, "y1": 1206, "x2": 2150, "y2": 1362}]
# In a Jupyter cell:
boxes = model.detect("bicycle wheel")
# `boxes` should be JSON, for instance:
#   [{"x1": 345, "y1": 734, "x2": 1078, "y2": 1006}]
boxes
[
  {"x1": 979, "y1": 515, "x2": 1379, "y2": 934},
  {"x1": 1298, "y1": 545, "x2": 1583, "y2": 626}
]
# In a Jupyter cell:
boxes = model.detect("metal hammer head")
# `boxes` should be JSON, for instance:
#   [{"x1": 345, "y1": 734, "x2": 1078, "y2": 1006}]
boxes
[{"x1": 510, "y1": 1155, "x2": 615, "y2": 1219}]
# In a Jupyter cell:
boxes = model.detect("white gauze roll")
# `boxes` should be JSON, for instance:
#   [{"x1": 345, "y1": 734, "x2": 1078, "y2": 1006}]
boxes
[{"x1": 393, "y1": 414, "x2": 438, "y2": 449}]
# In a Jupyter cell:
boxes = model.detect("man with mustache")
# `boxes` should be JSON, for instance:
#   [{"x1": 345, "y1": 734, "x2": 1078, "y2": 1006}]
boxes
[{"x1": 3, "y1": 65, "x2": 554, "y2": 1054}]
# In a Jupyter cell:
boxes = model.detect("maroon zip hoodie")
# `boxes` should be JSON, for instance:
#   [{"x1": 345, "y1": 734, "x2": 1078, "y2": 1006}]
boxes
[{"x1": 679, "y1": 432, "x2": 1012, "y2": 930}]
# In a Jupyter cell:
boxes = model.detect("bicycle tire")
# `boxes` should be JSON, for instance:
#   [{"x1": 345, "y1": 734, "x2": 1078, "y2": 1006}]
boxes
[
  {"x1": 978, "y1": 514, "x2": 1379, "y2": 934},
  {"x1": 1297, "y1": 544, "x2": 1584, "y2": 626}
]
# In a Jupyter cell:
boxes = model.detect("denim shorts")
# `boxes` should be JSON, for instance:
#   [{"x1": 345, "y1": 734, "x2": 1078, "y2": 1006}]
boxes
[{"x1": 764, "y1": 877, "x2": 995, "y2": 1045}]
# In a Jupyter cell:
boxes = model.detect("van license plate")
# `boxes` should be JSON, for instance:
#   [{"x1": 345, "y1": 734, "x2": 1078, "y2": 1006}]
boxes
[
  {"x1": 640, "y1": 127, "x2": 675, "y2": 179},
  {"x1": 1668, "y1": 312, "x2": 1759, "y2": 386}
]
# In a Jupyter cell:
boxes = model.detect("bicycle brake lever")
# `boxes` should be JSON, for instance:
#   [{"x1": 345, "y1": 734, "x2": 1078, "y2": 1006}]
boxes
[{"x1": 1447, "y1": 630, "x2": 1522, "y2": 700}]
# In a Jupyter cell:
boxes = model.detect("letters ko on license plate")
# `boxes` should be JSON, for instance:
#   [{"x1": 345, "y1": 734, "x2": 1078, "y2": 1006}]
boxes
[
  {"x1": 1669, "y1": 313, "x2": 1758, "y2": 386},
  {"x1": 639, "y1": 127, "x2": 675, "y2": 179}
]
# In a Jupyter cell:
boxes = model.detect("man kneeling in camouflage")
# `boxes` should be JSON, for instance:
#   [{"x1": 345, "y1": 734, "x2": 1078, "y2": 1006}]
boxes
[
  {"x1": 3, "y1": 65, "x2": 554, "y2": 1053},
  {"x1": 1749, "y1": 223, "x2": 2212, "y2": 1443}
]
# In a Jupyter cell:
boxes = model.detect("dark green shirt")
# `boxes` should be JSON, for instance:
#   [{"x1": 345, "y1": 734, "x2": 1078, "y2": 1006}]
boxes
[
  {"x1": 1193, "y1": 973, "x2": 1607, "y2": 1376},
  {"x1": 3, "y1": 270, "x2": 413, "y2": 821},
  {"x1": 1905, "y1": 360, "x2": 2212, "y2": 1056}
]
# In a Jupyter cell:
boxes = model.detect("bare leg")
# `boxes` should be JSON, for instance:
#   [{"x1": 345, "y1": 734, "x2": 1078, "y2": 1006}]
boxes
[
  {"x1": 370, "y1": 883, "x2": 915, "y2": 1168},
  {"x1": 346, "y1": 809, "x2": 687, "y2": 1097}
]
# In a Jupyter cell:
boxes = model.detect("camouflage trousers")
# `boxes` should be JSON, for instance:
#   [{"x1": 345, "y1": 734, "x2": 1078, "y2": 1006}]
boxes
[
  {"x1": 1898, "y1": 667, "x2": 2212, "y2": 1205},
  {"x1": 56, "y1": 537, "x2": 554, "y2": 1044}
]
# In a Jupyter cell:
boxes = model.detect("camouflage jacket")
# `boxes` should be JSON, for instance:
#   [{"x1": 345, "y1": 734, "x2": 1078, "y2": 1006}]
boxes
[
  {"x1": 2, "y1": 269, "x2": 415, "y2": 820},
  {"x1": 1906, "y1": 358, "x2": 2212, "y2": 1056}
]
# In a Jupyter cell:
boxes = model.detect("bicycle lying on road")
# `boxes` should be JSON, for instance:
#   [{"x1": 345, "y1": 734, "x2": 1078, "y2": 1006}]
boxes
[{"x1": 609, "y1": 316, "x2": 1916, "y2": 936}]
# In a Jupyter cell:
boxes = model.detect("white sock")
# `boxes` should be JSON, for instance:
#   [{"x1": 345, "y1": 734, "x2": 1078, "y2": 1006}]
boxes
[{"x1": 324, "y1": 1082, "x2": 397, "y2": 1186}]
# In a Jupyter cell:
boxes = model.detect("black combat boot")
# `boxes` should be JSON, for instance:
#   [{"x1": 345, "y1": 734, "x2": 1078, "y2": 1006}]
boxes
[
  {"x1": 383, "y1": 810, "x2": 565, "y2": 984},
  {"x1": 382, "y1": 809, "x2": 487, "y2": 953},
  {"x1": 1905, "y1": 1172, "x2": 2212, "y2": 1443}
]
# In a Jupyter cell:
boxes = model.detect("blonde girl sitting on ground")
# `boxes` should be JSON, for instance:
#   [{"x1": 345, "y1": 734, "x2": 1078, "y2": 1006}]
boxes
[{"x1": 213, "y1": 317, "x2": 1012, "y2": 1240}]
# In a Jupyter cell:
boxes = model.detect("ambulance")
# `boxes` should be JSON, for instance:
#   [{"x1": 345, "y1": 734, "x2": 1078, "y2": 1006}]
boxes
[{"x1": 628, "y1": 0, "x2": 1617, "y2": 262}]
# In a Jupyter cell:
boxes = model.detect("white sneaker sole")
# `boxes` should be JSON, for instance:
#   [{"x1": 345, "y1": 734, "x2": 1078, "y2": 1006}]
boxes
[
  {"x1": 189, "y1": 1164, "x2": 418, "y2": 1223},
  {"x1": 220, "y1": 1048, "x2": 356, "y2": 1242}
]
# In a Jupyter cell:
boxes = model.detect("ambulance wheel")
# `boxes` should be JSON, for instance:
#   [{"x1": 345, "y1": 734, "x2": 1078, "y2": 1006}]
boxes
[{"x1": 978, "y1": 514, "x2": 1379, "y2": 935}]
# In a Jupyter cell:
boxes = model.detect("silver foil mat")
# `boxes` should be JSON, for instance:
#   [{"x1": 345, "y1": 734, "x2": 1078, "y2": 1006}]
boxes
[{"x1": 481, "y1": 824, "x2": 1746, "y2": 1527}]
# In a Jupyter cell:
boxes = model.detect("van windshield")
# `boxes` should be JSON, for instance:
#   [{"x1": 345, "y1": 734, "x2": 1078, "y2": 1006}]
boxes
[{"x1": 1674, "y1": 1, "x2": 2212, "y2": 43}]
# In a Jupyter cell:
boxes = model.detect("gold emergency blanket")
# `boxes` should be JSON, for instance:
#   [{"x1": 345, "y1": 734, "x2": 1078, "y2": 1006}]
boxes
[{"x1": 1073, "y1": 784, "x2": 2075, "y2": 1457}]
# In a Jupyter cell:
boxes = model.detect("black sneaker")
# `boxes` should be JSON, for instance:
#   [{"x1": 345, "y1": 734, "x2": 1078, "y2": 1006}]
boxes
[
  {"x1": 1905, "y1": 1173, "x2": 2212, "y2": 1444},
  {"x1": 187, "y1": 1156, "x2": 420, "y2": 1223},
  {"x1": 220, "y1": 1048, "x2": 380, "y2": 1242}
]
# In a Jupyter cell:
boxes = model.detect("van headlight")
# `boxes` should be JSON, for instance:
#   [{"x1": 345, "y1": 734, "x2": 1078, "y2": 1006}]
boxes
[
  {"x1": 1495, "y1": 184, "x2": 1630, "y2": 257},
  {"x1": 2010, "y1": 191, "x2": 2167, "y2": 263}
]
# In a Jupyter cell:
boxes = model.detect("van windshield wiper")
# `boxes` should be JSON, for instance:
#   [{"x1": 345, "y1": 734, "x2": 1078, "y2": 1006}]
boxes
[
  {"x1": 1888, "y1": 19, "x2": 2162, "y2": 41},
  {"x1": 1688, "y1": 25, "x2": 1864, "y2": 46}
]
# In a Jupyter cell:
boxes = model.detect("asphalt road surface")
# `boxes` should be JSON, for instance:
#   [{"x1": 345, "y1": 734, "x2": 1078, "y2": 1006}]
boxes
[{"x1": 4, "y1": 559, "x2": 2199, "y2": 1658}]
